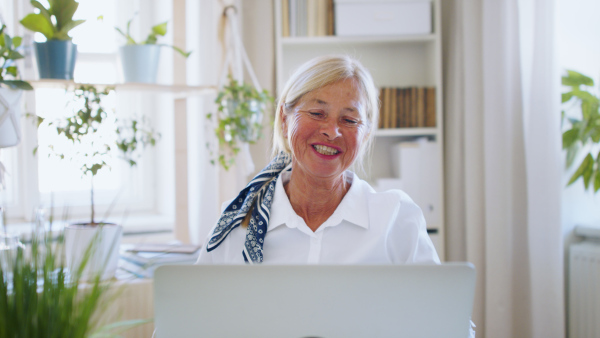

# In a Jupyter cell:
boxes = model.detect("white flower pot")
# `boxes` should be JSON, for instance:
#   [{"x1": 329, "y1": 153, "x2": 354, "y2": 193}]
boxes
[
  {"x1": 0, "y1": 87, "x2": 23, "y2": 148},
  {"x1": 119, "y1": 45, "x2": 162, "y2": 83},
  {"x1": 64, "y1": 223, "x2": 122, "y2": 281}
]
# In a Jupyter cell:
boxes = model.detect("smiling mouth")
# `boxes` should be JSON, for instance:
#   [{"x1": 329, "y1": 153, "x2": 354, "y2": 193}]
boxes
[{"x1": 313, "y1": 145, "x2": 340, "y2": 155}]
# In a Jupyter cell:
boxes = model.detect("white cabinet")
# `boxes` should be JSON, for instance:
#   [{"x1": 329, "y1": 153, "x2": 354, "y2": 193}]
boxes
[{"x1": 274, "y1": 0, "x2": 445, "y2": 259}]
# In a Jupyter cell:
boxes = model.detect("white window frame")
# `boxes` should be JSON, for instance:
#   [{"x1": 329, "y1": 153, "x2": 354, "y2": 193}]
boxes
[{"x1": 1, "y1": 0, "x2": 175, "y2": 234}]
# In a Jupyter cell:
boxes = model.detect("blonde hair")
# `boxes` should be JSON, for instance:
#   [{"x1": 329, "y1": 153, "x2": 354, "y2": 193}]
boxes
[{"x1": 272, "y1": 55, "x2": 379, "y2": 171}]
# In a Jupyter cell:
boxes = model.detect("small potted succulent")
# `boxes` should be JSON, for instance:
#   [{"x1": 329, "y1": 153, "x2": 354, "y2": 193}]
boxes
[
  {"x1": 562, "y1": 70, "x2": 600, "y2": 193},
  {"x1": 37, "y1": 85, "x2": 159, "y2": 280},
  {"x1": 207, "y1": 75, "x2": 273, "y2": 170},
  {"x1": 0, "y1": 24, "x2": 33, "y2": 150},
  {"x1": 116, "y1": 16, "x2": 191, "y2": 83},
  {"x1": 19, "y1": 0, "x2": 85, "y2": 79}
]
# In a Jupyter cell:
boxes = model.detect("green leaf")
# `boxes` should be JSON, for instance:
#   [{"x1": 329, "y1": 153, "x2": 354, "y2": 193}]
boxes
[
  {"x1": 562, "y1": 129, "x2": 579, "y2": 149},
  {"x1": 563, "y1": 70, "x2": 594, "y2": 87},
  {"x1": 7, "y1": 50, "x2": 24, "y2": 60},
  {"x1": 583, "y1": 156, "x2": 594, "y2": 188},
  {"x1": 12, "y1": 36, "x2": 22, "y2": 48},
  {"x1": 2, "y1": 34, "x2": 11, "y2": 49},
  {"x1": 1, "y1": 80, "x2": 34, "y2": 90},
  {"x1": 54, "y1": 0, "x2": 80, "y2": 31},
  {"x1": 30, "y1": 0, "x2": 52, "y2": 23},
  {"x1": 595, "y1": 168, "x2": 600, "y2": 192},
  {"x1": 562, "y1": 92, "x2": 573, "y2": 103},
  {"x1": 6, "y1": 66, "x2": 17, "y2": 77},
  {"x1": 144, "y1": 34, "x2": 158, "y2": 45},
  {"x1": 566, "y1": 143, "x2": 580, "y2": 169},
  {"x1": 57, "y1": 19, "x2": 85, "y2": 38},
  {"x1": 168, "y1": 44, "x2": 191, "y2": 58},
  {"x1": 568, "y1": 153, "x2": 593, "y2": 186},
  {"x1": 0, "y1": 32, "x2": 5, "y2": 47},
  {"x1": 20, "y1": 13, "x2": 55, "y2": 40},
  {"x1": 151, "y1": 22, "x2": 167, "y2": 36}
]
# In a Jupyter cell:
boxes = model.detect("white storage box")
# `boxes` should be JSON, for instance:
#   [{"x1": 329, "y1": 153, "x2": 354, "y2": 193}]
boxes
[{"x1": 335, "y1": 0, "x2": 432, "y2": 36}]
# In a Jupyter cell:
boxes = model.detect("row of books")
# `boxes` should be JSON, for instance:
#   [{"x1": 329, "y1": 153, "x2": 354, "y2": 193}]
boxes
[
  {"x1": 378, "y1": 87, "x2": 436, "y2": 129},
  {"x1": 281, "y1": 0, "x2": 335, "y2": 37}
]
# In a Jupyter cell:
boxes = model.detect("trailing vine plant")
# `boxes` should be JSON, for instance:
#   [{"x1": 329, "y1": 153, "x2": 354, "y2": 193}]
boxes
[{"x1": 207, "y1": 75, "x2": 273, "y2": 170}]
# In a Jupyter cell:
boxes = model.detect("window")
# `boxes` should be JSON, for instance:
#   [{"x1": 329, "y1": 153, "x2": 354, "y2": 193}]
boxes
[{"x1": 2, "y1": 0, "x2": 168, "y2": 228}]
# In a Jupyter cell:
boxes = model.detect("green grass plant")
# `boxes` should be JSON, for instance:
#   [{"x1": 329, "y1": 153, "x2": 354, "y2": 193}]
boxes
[{"x1": 0, "y1": 228, "x2": 148, "y2": 337}]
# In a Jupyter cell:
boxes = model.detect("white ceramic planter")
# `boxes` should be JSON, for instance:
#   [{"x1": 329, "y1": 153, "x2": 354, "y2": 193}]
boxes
[
  {"x1": 0, "y1": 88, "x2": 23, "y2": 148},
  {"x1": 64, "y1": 223, "x2": 122, "y2": 281},
  {"x1": 119, "y1": 45, "x2": 162, "y2": 83}
]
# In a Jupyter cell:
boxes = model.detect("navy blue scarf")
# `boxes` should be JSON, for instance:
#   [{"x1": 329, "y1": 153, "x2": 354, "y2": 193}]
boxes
[{"x1": 206, "y1": 152, "x2": 292, "y2": 263}]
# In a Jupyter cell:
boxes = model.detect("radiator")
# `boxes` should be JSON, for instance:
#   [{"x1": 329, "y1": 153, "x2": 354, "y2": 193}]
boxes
[{"x1": 569, "y1": 238, "x2": 600, "y2": 338}]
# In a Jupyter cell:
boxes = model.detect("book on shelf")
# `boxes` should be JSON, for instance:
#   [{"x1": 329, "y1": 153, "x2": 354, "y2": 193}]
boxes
[
  {"x1": 378, "y1": 86, "x2": 436, "y2": 129},
  {"x1": 282, "y1": 0, "x2": 335, "y2": 37}
]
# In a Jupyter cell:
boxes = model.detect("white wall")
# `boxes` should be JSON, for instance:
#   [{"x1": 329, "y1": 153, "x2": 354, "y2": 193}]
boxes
[
  {"x1": 558, "y1": 0, "x2": 600, "y2": 246},
  {"x1": 242, "y1": 0, "x2": 276, "y2": 175}
]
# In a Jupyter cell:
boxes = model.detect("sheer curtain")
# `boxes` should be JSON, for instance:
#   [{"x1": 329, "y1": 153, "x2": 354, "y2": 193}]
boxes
[{"x1": 442, "y1": 0, "x2": 564, "y2": 337}]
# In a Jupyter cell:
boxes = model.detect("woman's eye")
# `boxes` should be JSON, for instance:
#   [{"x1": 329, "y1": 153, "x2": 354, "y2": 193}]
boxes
[
  {"x1": 344, "y1": 118, "x2": 359, "y2": 125},
  {"x1": 309, "y1": 111, "x2": 324, "y2": 117}
]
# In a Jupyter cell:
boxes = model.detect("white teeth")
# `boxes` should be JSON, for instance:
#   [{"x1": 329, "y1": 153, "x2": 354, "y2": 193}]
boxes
[{"x1": 313, "y1": 145, "x2": 339, "y2": 155}]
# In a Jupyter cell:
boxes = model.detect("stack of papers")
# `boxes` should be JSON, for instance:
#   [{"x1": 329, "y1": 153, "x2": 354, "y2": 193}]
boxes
[{"x1": 119, "y1": 243, "x2": 201, "y2": 278}]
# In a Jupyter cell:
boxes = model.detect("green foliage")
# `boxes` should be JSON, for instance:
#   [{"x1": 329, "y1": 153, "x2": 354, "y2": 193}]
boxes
[
  {"x1": 0, "y1": 230, "x2": 108, "y2": 337},
  {"x1": 0, "y1": 25, "x2": 33, "y2": 90},
  {"x1": 37, "y1": 85, "x2": 160, "y2": 224},
  {"x1": 115, "y1": 117, "x2": 160, "y2": 167},
  {"x1": 562, "y1": 70, "x2": 600, "y2": 193},
  {"x1": 19, "y1": 0, "x2": 85, "y2": 41},
  {"x1": 0, "y1": 226, "x2": 151, "y2": 337},
  {"x1": 208, "y1": 75, "x2": 273, "y2": 170},
  {"x1": 115, "y1": 15, "x2": 191, "y2": 58}
]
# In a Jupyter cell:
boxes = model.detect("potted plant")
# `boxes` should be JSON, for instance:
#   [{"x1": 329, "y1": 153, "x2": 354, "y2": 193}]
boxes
[
  {"x1": 115, "y1": 16, "x2": 191, "y2": 83},
  {"x1": 0, "y1": 24, "x2": 33, "y2": 151},
  {"x1": 207, "y1": 75, "x2": 273, "y2": 170},
  {"x1": 19, "y1": 0, "x2": 85, "y2": 79},
  {"x1": 0, "y1": 222, "x2": 150, "y2": 336},
  {"x1": 37, "y1": 85, "x2": 159, "y2": 280},
  {"x1": 562, "y1": 70, "x2": 600, "y2": 193}
]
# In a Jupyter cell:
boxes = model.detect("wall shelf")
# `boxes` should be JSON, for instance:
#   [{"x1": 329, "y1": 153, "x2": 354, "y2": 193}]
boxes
[{"x1": 29, "y1": 79, "x2": 217, "y2": 98}]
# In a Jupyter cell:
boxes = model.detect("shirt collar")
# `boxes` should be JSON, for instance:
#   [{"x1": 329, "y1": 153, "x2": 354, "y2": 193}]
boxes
[{"x1": 268, "y1": 169, "x2": 370, "y2": 233}]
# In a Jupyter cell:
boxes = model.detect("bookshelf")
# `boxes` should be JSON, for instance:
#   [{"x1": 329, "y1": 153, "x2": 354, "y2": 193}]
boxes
[{"x1": 274, "y1": 0, "x2": 445, "y2": 259}]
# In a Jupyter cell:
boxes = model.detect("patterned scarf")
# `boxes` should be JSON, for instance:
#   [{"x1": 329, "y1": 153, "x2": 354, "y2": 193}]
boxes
[{"x1": 206, "y1": 152, "x2": 292, "y2": 263}]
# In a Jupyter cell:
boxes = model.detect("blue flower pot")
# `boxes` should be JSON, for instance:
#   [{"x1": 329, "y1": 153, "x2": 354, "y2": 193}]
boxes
[
  {"x1": 119, "y1": 45, "x2": 162, "y2": 83},
  {"x1": 34, "y1": 40, "x2": 78, "y2": 80}
]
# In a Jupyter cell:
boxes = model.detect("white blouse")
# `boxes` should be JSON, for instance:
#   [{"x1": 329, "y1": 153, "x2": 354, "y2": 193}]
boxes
[{"x1": 197, "y1": 171, "x2": 440, "y2": 265}]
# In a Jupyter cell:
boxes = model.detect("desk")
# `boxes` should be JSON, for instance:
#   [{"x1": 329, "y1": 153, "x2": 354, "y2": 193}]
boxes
[{"x1": 103, "y1": 274, "x2": 154, "y2": 338}]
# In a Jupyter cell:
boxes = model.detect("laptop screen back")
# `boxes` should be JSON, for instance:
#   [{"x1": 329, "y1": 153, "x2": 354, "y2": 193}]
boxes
[{"x1": 154, "y1": 264, "x2": 475, "y2": 338}]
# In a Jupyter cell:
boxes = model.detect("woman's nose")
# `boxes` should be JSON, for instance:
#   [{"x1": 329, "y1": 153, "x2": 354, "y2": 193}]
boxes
[{"x1": 320, "y1": 119, "x2": 341, "y2": 140}]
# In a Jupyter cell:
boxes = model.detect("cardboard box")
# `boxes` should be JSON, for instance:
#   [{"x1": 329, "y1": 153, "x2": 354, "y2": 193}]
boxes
[{"x1": 335, "y1": 0, "x2": 432, "y2": 36}]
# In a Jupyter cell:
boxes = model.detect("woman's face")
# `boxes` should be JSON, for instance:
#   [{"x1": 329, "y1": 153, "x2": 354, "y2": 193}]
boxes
[{"x1": 283, "y1": 78, "x2": 368, "y2": 181}]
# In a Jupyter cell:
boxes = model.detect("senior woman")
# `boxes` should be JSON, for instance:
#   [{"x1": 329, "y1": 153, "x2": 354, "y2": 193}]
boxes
[{"x1": 198, "y1": 55, "x2": 439, "y2": 265}]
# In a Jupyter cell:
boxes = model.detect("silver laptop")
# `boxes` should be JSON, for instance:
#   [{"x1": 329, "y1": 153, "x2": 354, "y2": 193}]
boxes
[{"x1": 154, "y1": 264, "x2": 476, "y2": 338}]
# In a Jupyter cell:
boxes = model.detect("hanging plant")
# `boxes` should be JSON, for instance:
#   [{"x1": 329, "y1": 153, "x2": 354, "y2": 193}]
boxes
[
  {"x1": 207, "y1": 75, "x2": 273, "y2": 170},
  {"x1": 562, "y1": 70, "x2": 600, "y2": 193}
]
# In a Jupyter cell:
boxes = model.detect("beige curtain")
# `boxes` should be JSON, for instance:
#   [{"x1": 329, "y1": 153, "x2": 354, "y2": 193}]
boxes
[{"x1": 442, "y1": 0, "x2": 564, "y2": 337}]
